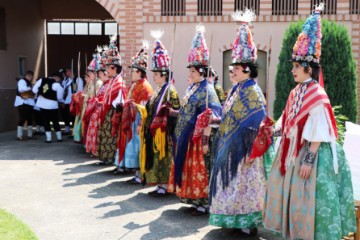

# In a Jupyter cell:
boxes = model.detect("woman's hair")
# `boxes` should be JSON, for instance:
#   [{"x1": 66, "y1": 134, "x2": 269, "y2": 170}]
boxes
[
  {"x1": 304, "y1": 64, "x2": 320, "y2": 80},
  {"x1": 194, "y1": 67, "x2": 206, "y2": 77},
  {"x1": 116, "y1": 66, "x2": 122, "y2": 74},
  {"x1": 136, "y1": 69, "x2": 146, "y2": 79},
  {"x1": 160, "y1": 71, "x2": 170, "y2": 82},
  {"x1": 240, "y1": 63, "x2": 258, "y2": 79}
]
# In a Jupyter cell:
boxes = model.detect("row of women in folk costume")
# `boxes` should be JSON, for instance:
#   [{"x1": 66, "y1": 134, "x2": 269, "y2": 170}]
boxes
[{"x1": 72, "y1": 4, "x2": 356, "y2": 238}]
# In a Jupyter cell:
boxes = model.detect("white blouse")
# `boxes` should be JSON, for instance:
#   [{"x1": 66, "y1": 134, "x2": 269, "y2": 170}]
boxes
[{"x1": 302, "y1": 104, "x2": 338, "y2": 173}]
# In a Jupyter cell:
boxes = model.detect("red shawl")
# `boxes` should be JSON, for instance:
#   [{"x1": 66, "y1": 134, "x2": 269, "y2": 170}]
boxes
[
  {"x1": 150, "y1": 103, "x2": 169, "y2": 136},
  {"x1": 100, "y1": 75, "x2": 127, "y2": 124},
  {"x1": 192, "y1": 108, "x2": 213, "y2": 144},
  {"x1": 249, "y1": 116, "x2": 274, "y2": 160},
  {"x1": 279, "y1": 82, "x2": 337, "y2": 175},
  {"x1": 70, "y1": 91, "x2": 84, "y2": 116},
  {"x1": 130, "y1": 78, "x2": 154, "y2": 104}
]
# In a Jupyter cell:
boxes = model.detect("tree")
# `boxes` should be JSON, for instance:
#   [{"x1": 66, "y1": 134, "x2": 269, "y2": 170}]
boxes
[{"x1": 273, "y1": 20, "x2": 358, "y2": 123}]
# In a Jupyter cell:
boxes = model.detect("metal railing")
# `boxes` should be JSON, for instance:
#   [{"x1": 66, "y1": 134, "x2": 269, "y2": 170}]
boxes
[
  {"x1": 350, "y1": 0, "x2": 360, "y2": 14},
  {"x1": 198, "y1": 0, "x2": 223, "y2": 16},
  {"x1": 272, "y1": 0, "x2": 298, "y2": 15},
  {"x1": 235, "y1": 0, "x2": 260, "y2": 15},
  {"x1": 161, "y1": 0, "x2": 186, "y2": 16}
]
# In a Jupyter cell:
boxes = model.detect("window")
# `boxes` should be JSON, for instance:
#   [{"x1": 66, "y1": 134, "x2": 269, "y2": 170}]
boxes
[
  {"x1": 105, "y1": 22, "x2": 117, "y2": 35},
  {"x1": 89, "y1": 23, "x2": 101, "y2": 35},
  {"x1": 75, "y1": 23, "x2": 88, "y2": 35},
  {"x1": 61, "y1": 22, "x2": 74, "y2": 35},
  {"x1": 272, "y1": 0, "x2": 298, "y2": 15},
  {"x1": 235, "y1": 0, "x2": 260, "y2": 15},
  {"x1": 47, "y1": 21, "x2": 117, "y2": 36},
  {"x1": 18, "y1": 56, "x2": 27, "y2": 77},
  {"x1": 47, "y1": 22, "x2": 60, "y2": 35},
  {"x1": 0, "y1": 8, "x2": 6, "y2": 50},
  {"x1": 161, "y1": 0, "x2": 185, "y2": 16},
  {"x1": 198, "y1": 0, "x2": 223, "y2": 16},
  {"x1": 311, "y1": 0, "x2": 337, "y2": 14},
  {"x1": 350, "y1": 0, "x2": 360, "y2": 14}
]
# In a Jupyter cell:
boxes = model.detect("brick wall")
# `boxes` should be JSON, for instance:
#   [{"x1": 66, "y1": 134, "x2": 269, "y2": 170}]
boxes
[{"x1": 94, "y1": 0, "x2": 360, "y2": 120}]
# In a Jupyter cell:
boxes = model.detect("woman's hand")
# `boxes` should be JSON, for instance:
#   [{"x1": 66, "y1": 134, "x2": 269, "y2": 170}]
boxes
[
  {"x1": 299, "y1": 164, "x2": 312, "y2": 179},
  {"x1": 202, "y1": 144, "x2": 209, "y2": 154}
]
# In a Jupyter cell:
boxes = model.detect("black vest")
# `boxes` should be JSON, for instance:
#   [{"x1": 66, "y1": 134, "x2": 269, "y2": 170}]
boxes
[
  {"x1": 39, "y1": 78, "x2": 57, "y2": 101},
  {"x1": 16, "y1": 78, "x2": 32, "y2": 97}
]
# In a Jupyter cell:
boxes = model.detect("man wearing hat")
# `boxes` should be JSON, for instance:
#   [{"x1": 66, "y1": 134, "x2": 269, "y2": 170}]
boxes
[{"x1": 32, "y1": 72, "x2": 64, "y2": 143}]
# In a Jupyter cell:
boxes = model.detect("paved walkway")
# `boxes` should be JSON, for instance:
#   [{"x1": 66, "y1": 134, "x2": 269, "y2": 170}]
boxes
[{"x1": 0, "y1": 131, "x2": 281, "y2": 240}]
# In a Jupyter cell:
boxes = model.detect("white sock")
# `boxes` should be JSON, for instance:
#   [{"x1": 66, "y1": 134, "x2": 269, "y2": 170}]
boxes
[
  {"x1": 27, "y1": 126, "x2": 33, "y2": 137},
  {"x1": 65, "y1": 126, "x2": 70, "y2": 132}
]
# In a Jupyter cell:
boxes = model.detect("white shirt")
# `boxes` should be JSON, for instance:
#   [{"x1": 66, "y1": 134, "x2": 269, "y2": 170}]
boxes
[
  {"x1": 62, "y1": 78, "x2": 73, "y2": 104},
  {"x1": 14, "y1": 79, "x2": 35, "y2": 107},
  {"x1": 32, "y1": 78, "x2": 64, "y2": 110},
  {"x1": 76, "y1": 77, "x2": 84, "y2": 92},
  {"x1": 112, "y1": 89, "x2": 125, "y2": 108}
]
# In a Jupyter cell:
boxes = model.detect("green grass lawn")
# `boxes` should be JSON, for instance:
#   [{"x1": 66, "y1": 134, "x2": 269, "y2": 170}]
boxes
[{"x1": 0, "y1": 209, "x2": 39, "y2": 240}]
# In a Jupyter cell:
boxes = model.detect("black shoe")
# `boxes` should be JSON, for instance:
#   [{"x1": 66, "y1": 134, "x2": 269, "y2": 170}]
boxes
[
  {"x1": 147, "y1": 189, "x2": 158, "y2": 196},
  {"x1": 112, "y1": 167, "x2": 119, "y2": 173},
  {"x1": 45, "y1": 140, "x2": 52, "y2": 143},
  {"x1": 191, "y1": 209, "x2": 209, "y2": 216},
  {"x1": 57, "y1": 139, "x2": 63, "y2": 142},
  {"x1": 96, "y1": 161, "x2": 111, "y2": 166},
  {"x1": 126, "y1": 177, "x2": 141, "y2": 185},
  {"x1": 149, "y1": 191, "x2": 169, "y2": 197}
]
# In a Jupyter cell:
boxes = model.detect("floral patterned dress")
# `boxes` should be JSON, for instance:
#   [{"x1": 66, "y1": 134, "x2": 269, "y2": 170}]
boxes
[
  {"x1": 168, "y1": 79, "x2": 221, "y2": 206},
  {"x1": 209, "y1": 79, "x2": 272, "y2": 229}
]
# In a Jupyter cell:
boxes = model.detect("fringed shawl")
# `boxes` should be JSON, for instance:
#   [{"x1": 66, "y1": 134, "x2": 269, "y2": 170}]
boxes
[
  {"x1": 174, "y1": 79, "x2": 222, "y2": 186},
  {"x1": 100, "y1": 75, "x2": 127, "y2": 124},
  {"x1": 278, "y1": 81, "x2": 337, "y2": 175},
  {"x1": 209, "y1": 79, "x2": 266, "y2": 203}
]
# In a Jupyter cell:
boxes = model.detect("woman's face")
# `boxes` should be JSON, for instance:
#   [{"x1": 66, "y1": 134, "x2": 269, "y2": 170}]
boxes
[
  {"x1": 131, "y1": 69, "x2": 142, "y2": 82},
  {"x1": 106, "y1": 65, "x2": 116, "y2": 77},
  {"x1": 291, "y1": 62, "x2": 311, "y2": 83},
  {"x1": 188, "y1": 67, "x2": 202, "y2": 83},
  {"x1": 232, "y1": 65, "x2": 249, "y2": 83},
  {"x1": 84, "y1": 74, "x2": 90, "y2": 84},
  {"x1": 153, "y1": 72, "x2": 166, "y2": 86},
  {"x1": 87, "y1": 71, "x2": 96, "y2": 82},
  {"x1": 97, "y1": 71, "x2": 106, "y2": 81},
  {"x1": 229, "y1": 71, "x2": 236, "y2": 85}
]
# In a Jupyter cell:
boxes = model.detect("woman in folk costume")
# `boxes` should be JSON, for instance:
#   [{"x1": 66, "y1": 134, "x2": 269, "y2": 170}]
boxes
[
  {"x1": 140, "y1": 30, "x2": 180, "y2": 197},
  {"x1": 79, "y1": 49, "x2": 103, "y2": 144},
  {"x1": 84, "y1": 47, "x2": 108, "y2": 157},
  {"x1": 168, "y1": 24, "x2": 222, "y2": 216},
  {"x1": 263, "y1": 4, "x2": 356, "y2": 239},
  {"x1": 72, "y1": 52, "x2": 102, "y2": 143},
  {"x1": 112, "y1": 41, "x2": 153, "y2": 184},
  {"x1": 208, "y1": 9, "x2": 273, "y2": 235},
  {"x1": 97, "y1": 36, "x2": 127, "y2": 165}
]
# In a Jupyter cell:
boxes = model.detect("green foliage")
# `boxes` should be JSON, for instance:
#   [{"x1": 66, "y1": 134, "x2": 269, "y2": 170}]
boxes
[
  {"x1": 274, "y1": 20, "x2": 358, "y2": 123},
  {"x1": 0, "y1": 209, "x2": 39, "y2": 240},
  {"x1": 333, "y1": 106, "x2": 349, "y2": 145}
]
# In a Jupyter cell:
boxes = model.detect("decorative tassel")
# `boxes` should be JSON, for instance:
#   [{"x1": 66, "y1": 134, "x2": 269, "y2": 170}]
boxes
[{"x1": 154, "y1": 128, "x2": 166, "y2": 160}]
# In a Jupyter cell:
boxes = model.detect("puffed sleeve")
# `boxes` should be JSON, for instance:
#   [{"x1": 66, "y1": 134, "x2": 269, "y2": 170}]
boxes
[{"x1": 302, "y1": 104, "x2": 337, "y2": 142}]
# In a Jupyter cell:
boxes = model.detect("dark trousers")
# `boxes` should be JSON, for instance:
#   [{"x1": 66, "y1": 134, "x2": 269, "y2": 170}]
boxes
[
  {"x1": 60, "y1": 104, "x2": 72, "y2": 127},
  {"x1": 17, "y1": 104, "x2": 33, "y2": 126},
  {"x1": 34, "y1": 109, "x2": 43, "y2": 127},
  {"x1": 41, "y1": 108, "x2": 60, "y2": 132}
]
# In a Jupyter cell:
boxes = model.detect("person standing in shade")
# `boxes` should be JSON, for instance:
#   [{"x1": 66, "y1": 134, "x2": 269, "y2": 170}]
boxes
[
  {"x1": 32, "y1": 72, "x2": 64, "y2": 143},
  {"x1": 113, "y1": 41, "x2": 153, "y2": 184},
  {"x1": 168, "y1": 24, "x2": 222, "y2": 216},
  {"x1": 263, "y1": 4, "x2": 356, "y2": 239},
  {"x1": 14, "y1": 70, "x2": 36, "y2": 140},
  {"x1": 97, "y1": 35, "x2": 127, "y2": 165}
]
